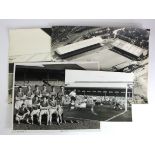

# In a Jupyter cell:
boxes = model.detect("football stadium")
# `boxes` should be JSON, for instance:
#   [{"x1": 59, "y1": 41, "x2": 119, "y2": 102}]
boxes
[
  {"x1": 51, "y1": 26, "x2": 149, "y2": 104},
  {"x1": 9, "y1": 26, "x2": 149, "y2": 107},
  {"x1": 13, "y1": 63, "x2": 100, "y2": 130},
  {"x1": 64, "y1": 70, "x2": 134, "y2": 122}
]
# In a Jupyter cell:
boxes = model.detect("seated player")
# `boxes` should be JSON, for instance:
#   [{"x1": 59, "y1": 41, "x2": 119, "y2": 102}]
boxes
[
  {"x1": 15, "y1": 86, "x2": 26, "y2": 110},
  {"x1": 39, "y1": 96, "x2": 49, "y2": 125},
  {"x1": 41, "y1": 84, "x2": 49, "y2": 97},
  {"x1": 30, "y1": 95, "x2": 41, "y2": 124},
  {"x1": 15, "y1": 102, "x2": 31, "y2": 124},
  {"x1": 25, "y1": 85, "x2": 34, "y2": 108},
  {"x1": 49, "y1": 95, "x2": 57, "y2": 107},
  {"x1": 48, "y1": 96, "x2": 60, "y2": 125}
]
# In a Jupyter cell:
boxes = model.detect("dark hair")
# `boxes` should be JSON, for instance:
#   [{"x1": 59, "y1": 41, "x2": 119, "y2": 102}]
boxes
[
  {"x1": 35, "y1": 85, "x2": 39, "y2": 88},
  {"x1": 18, "y1": 86, "x2": 22, "y2": 89},
  {"x1": 34, "y1": 95, "x2": 38, "y2": 98},
  {"x1": 21, "y1": 103, "x2": 25, "y2": 106}
]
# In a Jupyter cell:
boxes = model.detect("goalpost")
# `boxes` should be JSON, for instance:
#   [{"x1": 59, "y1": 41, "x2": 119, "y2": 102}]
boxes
[{"x1": 125, "y1": 84, "x2": 128, "y2": 111}]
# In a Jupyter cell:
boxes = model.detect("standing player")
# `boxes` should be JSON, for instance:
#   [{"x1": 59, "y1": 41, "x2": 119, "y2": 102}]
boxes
[
  {"x1": 33, "y1": 85, "x2": 42, "y2": 98},
  {"x1": 89, "y1": 96, "x2": 97, "y2": 115},
  {"x1": 15, "y1": 86, "x2": 26, "y2": 110},
  {"x1": 57, "y1": 86, "x2": 65, "y2": 105},
  {"x1": 69, "y1": 89, "x2": 77, "y2": 110},
  {"x1": 68, "y1": 89, "x2": 79, "y2": 123},
  {"x1": 41, "y1": 84, "x2": 49, "y2": 97},
  {"x1": 49, "y1": 86, "x2": 57, "y2": 98},
  {"x1": 25, "y1": 85, "x2": 34, "y2": 108}
]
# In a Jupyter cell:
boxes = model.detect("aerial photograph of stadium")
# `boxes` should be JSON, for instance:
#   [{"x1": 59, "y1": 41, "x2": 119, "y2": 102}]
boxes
[
  {"x1": 12, "y1": 62, "x2": 100, "y2": 130},
  {"x1": 51, "y1": 26, "x2": 149, "y2": 104}
]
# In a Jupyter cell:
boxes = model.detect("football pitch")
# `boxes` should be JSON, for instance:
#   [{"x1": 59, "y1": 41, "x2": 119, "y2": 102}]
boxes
[
  {"x1": 13, "y1": 118, "x2": 100, "y2": 130},
  {"x1": 63, "y1": 105, "x2": 132, "y2": 122},
  {"x1": 13, "y1": 105, "x2": 131, "y2": 130}
]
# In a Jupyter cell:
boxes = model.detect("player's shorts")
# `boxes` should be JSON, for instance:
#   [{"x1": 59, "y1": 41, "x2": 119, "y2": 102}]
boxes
[
  {"x1": 25, "y1": 99, "x2": 32, "y2": 107},
  {"x1": 16, "y1": 113, "x2": 29, "y2": 121},
  {"x1": 40, "y1": 109, "x2": 49, "y2": 116},
  {"x1": 49, "y1": 107, "x2": 57, "y2": 115},
  {"x1": 15, "y1": 100, "x2": 23, "y2": 110},
  {"x1": 31, "y1": 109, "x2": 40, "y2": 116},
  {"x1": 61, "y1": 96, "x2": 65, "y2": 105},
  {"x1": 16, "y1": 115, "x2": 24, "y2": 121}
]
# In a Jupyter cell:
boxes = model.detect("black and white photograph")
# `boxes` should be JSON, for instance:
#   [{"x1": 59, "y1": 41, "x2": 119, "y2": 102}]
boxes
[
  {"x1": 51, "y1": 26, "x2": 149, "y2": 104},
  {"x1": 12, "y1": 62, "x2": 100, "y2": 130},
  {"x1": 8, "y1": 27, "x2": 149, "y2": 105},
  {"x1": 8, "y1": 28, "x2": 52, "y2": 104},
  {"x1": 64, "y1": 69, "x2": 134, "y2": 122}
]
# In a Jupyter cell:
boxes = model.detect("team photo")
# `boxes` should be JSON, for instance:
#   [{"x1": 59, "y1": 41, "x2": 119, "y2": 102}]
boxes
[{"x1": 13, "y1": 62, "x2": 100, "y2": 130}]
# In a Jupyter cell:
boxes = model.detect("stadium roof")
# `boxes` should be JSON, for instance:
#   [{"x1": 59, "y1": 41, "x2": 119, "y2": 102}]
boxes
[
  {"x1": 56, "y1": 36, "x2": 103, "y2": 55},
  {"x1": 65, "y1": 70, "x2": 134, "y2": 89},
  {"x1": 14, "y1": 62, "x2": 99, "y2": 71},
  {"x1": 112, "y1": 38, "x2": 147, "y2": 57}
]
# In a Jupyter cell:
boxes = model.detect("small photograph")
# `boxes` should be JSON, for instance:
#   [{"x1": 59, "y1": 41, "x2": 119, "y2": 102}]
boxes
[
  {"x1": 51, "y1": 26, "x2": 149, "y2": 104},
  {"x1": 64, "y1": 70, "x2": 134, "y2": 122},
  {"x1": 13, "y1": 62, "x2": 100, "y2": 130}
]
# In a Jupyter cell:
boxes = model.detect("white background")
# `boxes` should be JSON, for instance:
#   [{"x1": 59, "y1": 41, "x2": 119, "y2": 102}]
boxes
[{"x1": 0, "y1": 1, "x2": 155, "y2": 155}]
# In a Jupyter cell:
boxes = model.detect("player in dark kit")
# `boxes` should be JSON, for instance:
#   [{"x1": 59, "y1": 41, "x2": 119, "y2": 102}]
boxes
[
  {"x1": 49, "y1": 95, "x2": 57, "y2": 107},
  {"x1": 33, "y1": 85, "x2": 42, "y2": 98},
  {"x1": 15, "y1": 102, "x2": 31, "y2": 124},
  {"x1": 25, "y1": 85, "x2": 34, "y2": 108},
  {"x1": 41, "y1": 84, "x2": 49, "y2": 97},
  {"x1": 49, "y1": 86, "x2": 57, "y2": 98},
  {"x1": 15, "y1": 86, "x2": 25, "y2": 110}
]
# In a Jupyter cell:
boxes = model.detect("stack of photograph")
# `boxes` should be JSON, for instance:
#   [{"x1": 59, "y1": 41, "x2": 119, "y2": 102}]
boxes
[{"x1": 8, "y1": 26, "x2": 149, "y2": 131}]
